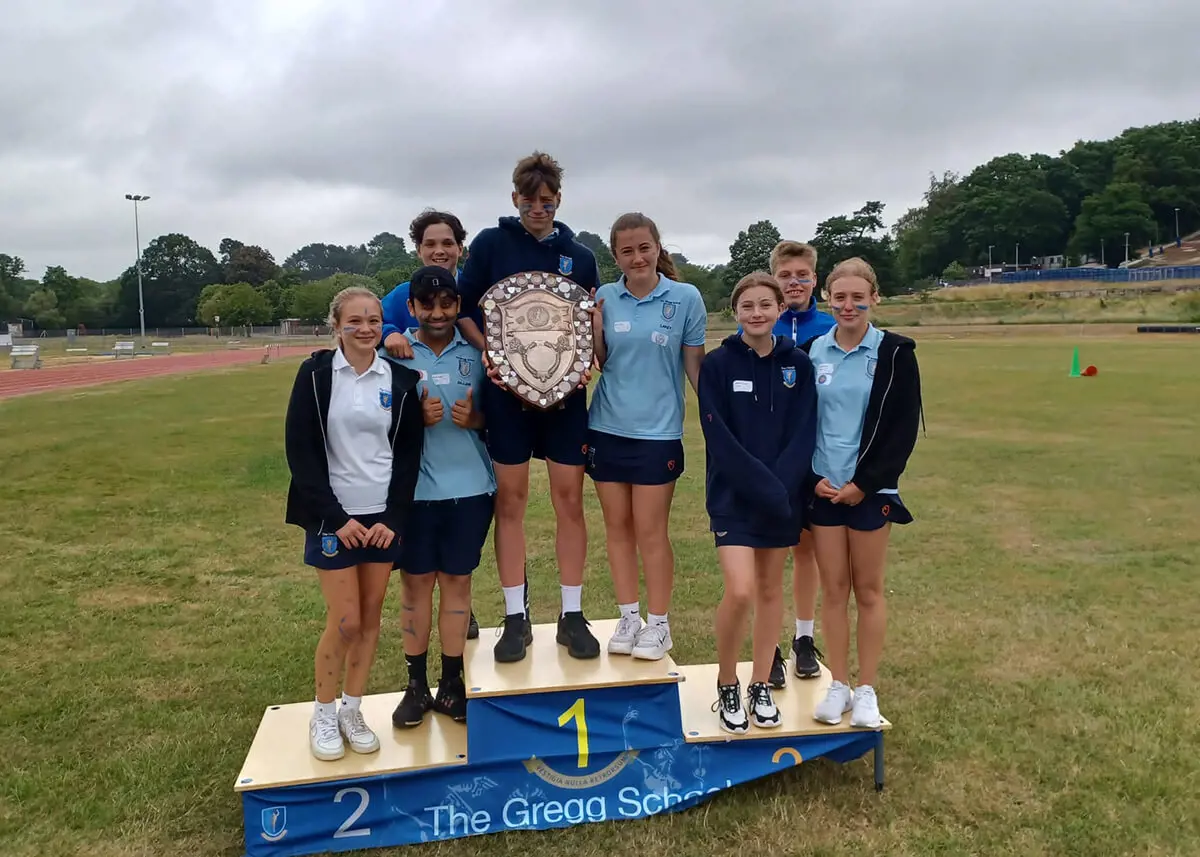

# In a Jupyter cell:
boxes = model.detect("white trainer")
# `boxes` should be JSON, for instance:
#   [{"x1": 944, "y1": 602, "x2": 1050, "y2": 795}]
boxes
[
  {"x1": 714, "y1": 681, "x2": 748, "y2": 735},
  {"x1": 850, "y1": 684, "x2": 883, "y2": 728},
  {"x1": 607, "y1": 614, "x2": 643, "y2": 655},
  {"x1": 631, "y1": 623, "x2": 672, "y2": 660},
  {"x1": 309, "y1": 714, "x2": 345, "y2": 761},
  {"x1": 813, "y1": 680, "x2": 854, "y2": 725},
  {"x1": 338, "y1": 706, "x2": 381, "y2": 754},
  {"x1": 747, "y1": 681, "x2": 781, "y2": 728}
]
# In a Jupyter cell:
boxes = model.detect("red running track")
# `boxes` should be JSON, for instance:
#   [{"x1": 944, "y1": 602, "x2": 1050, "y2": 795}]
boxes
[{"x1": 0, "y1": 346, "x2": 316, "y2": 400}]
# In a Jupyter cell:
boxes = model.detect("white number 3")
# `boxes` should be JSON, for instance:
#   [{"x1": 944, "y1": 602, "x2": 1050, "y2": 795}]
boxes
[{"x1": 333, "y1": 787, "x2": 371, "y2": 839}]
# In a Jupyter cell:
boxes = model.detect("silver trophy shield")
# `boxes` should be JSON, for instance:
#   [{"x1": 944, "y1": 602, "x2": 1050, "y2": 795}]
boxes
[{"x1": 480, "y1": 271, "x2": 595, "y2": 410}]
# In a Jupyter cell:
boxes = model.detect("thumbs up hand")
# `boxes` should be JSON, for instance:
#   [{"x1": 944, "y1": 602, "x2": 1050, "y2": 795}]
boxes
[
  {"x1": 420, "y1": 385, "x2": 443, "y2": 426},
  {"x1": 451, "y1": 386, "x2": 476, "y2": 428}
]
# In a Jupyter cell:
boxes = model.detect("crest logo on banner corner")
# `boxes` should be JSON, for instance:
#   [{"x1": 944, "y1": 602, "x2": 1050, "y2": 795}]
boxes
[
  {"x1": 379, "y1": 388, "x2": 392, "y2": 409},
  {"x1": 321, "y1": 535, "x2": 339, "y2": 558},
  {"x1": 261, "y1": 806, "x2": 288, "y2": 842},
  {"x1": 782, "y1": 366, "x2": 796, "y2": 388},
  {"x1": 458, "y1": 357, "x2": 472, "y2": 377},
  {"x1": 558, "y1": 255, "x2": 574, "y2": 275},
  {"x1": 661, "y1": 301, "x2": 678, "y2": 321}
]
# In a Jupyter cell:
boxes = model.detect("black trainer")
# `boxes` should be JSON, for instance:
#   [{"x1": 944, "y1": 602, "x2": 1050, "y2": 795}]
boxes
[
  {"x1": 556, "y1": 611, "x2": 600, "y2": 659},
  {"x1": 391, "y1": 679, "x2": 434, "y2": 729},
  {"x1": 467, "y1": 611, "x2": 479, "y2": 640},
  {"x1": 792, "y1": 635, "x2": 823, "y2": 679},
  {"x1": 432, "y1": 675, "x2": 468, "y2": 722},
  {"x1": 769, "y1": 646, "x2": 787, "y2": 689},
  {"x1": 493, "y1": 612, "x2": 533, "y2": 663}
]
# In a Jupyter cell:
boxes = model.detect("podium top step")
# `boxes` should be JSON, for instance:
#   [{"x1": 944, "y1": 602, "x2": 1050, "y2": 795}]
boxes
[
  {"x1": 677, "y1": 661, "x2": 891, "y2": 744},
  {"x1": 234, "y1": 691, "x2": 466, "y2": 792},
  {"x1": 464, "y1": 617, "x2": 682, "y2": 699}
]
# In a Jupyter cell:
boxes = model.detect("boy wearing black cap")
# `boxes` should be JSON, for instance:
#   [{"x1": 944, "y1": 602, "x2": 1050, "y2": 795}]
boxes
[
  {"x1": 390, "y1": 266, "x2": 497, "y2": 726},
  {"x1": 455, "y1": 151, "x2": 602, "y2": 664}
]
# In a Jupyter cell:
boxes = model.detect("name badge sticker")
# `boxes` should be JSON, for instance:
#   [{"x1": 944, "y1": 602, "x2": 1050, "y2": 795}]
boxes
[
  {"x1": 733, "y1": 380, "x2": 753, "y2": 393},
  {"x1": 651, "y1": 331, "x2": 668, "y2": 347},
  {"x1": 432, "y1": 372, "x2": 451, "y2": 386},
  {"x1": 614, "y1": 321, "x2": 632, "y2": 333},
  {"x1": 816, "y1": 363, "x2": 834, "y2": 386}
]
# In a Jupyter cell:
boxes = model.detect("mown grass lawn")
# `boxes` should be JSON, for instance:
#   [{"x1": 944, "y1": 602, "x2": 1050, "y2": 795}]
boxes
[{"x1": 1, "y1": 331, "x2": 1198, "y2": 857}]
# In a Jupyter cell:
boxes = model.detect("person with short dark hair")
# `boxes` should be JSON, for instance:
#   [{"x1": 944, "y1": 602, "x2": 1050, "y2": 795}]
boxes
[
  {"x1": 698, "y1": 273, "x2": 817, "y2": 736},
  {"x1": 455, "y1": 151, "x2": 603, "y2": 664},
  {"x1": 389, "y1": 266, "x2": 495, "y2": 727}
]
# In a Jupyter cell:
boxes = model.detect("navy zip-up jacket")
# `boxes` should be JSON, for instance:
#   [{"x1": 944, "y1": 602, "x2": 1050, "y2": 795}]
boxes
[
  {"x1": 698, "y1": 334, "x2": 817, "y2": 538},
  {"x1": 457, "y1": 217, "x2": 601, "y2": 330}
]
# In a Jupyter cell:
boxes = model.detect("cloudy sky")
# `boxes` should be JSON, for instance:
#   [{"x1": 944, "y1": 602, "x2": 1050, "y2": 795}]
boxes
[{"x1": 3, "y1": 0, "x2": 1198, "y2": 282}]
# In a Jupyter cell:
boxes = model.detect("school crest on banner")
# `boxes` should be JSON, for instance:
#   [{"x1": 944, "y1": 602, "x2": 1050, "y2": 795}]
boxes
[
  {"x1": 781, "y1": 366, "x2": 796, "y2": 388},
  {"x1": 379, "y1": 388, "x2": 392, "y2": 409},
  {"x1": 320, "y1": 535, "x2": 339, "y2": 558},
  {"x1": 260, "y1": 807, "x2": 287, "y2": 842}
]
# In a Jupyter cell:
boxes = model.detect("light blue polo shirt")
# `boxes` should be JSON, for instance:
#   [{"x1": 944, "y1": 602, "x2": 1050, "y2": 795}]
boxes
[
  {"x1": 808, "y1": 324, "x2": 896, "y2": 493},
  {"x1": 397, "y1": 330, "x2": 496, "y2": 502},
  {"x1": 588, "y1": 274, "x2": 707, "y2": 441}
]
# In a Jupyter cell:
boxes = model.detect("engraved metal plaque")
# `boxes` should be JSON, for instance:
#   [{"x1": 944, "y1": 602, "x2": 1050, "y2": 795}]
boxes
[{"x1": 480, "y1": 271, "x2": 595, "y2": 410}]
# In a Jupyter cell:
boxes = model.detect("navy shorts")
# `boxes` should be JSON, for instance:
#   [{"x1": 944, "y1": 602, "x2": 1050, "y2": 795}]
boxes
[
  {"x1": 808, "y1": 492, "x2": 913, "y2": 531},
  {"x1": 399, "y1": 493, "x2": 495, "y2": 576},
  {"x1": 481, "y1": 382, "x2": 588, "y2": 467},
  {"x1": 585, "y1": 430, "x2": 684, "y2": 485},
  {"x1": 304, "y1": 511, "x2": 404, "y2": 571},
  {"x1": 713, "y1": 530, "x2": 799, "y2": 550}
]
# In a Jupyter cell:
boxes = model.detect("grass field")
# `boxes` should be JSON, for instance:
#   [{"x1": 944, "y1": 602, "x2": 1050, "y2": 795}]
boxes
[{"x1": 2, "y1": 330, "x2": 1199, "y2": 856}]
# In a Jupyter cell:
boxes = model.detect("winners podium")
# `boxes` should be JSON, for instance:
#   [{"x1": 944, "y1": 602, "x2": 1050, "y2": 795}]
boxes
[{"x1": 235, "y1": 619, "x2": 889, "y2": 855}]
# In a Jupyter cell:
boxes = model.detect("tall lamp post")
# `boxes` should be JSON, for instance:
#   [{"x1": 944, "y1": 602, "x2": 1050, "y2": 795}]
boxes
[
  {"x1": 1176, "y1": 207, "x2": 1182, "y2": 246},
  {"x1": 125, "y1": 194, "x2": 150, "y2": 343}
]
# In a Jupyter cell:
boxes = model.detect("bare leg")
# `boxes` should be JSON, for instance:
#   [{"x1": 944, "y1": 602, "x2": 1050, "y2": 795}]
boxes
[
  {"x1": 546, "y1": 460, "x2": 587, "y2": 590},
  {"x1": 632, "y1": 483, "x2": 676, "y2": 616},
  {"x1": 492, "y1": 462, "x2": 530, "y2": 588},
  {"x1": 848, "y1": 525, "x2": 892, "y2": 686},
  {"x1": 715, "y1": 546, "x2": 755, "y2": 685},
  {"x1": 436, "y1": 572, "x2": 473, "y2": 658},
  {"x1": 812, "y1": 525, "x2": 852, "y2": 684},
  {"x1": 751, "y1": 548, "x2": 786, "y2": 684},
  {"x1": 314, "y1": 568, "x2": 361, "y2": 703},
  {"x1": 342, "y1": 562, "x2": 393, "y2": 697},
  {"x1": 595, "y1": 482, "x2": 637, "y2": 605},
  {"x1": 399, "y1": 572, "x2": 436, "y2": 657},
  {"x1": 791, "y1": 529, "x2": 819, "y2": 630}
]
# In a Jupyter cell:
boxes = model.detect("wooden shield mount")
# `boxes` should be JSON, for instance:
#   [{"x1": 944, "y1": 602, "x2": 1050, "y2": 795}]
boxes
[{"x1": 481, "y1": 272, "x2": 595, "y2": 409}]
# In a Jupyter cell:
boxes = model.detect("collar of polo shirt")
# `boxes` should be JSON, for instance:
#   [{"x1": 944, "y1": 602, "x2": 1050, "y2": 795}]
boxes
[{"x1": 333, "y1": 348, "x2": 387, "y2": 374}]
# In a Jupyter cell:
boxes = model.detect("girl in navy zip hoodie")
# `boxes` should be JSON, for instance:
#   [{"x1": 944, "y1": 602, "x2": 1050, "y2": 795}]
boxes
[
  {"x1": 284, "y1": 287, "x2": 424, "y2": 762},
  {"x1": 698, "y1": 273, "x2": 817, "y2": 736},
  {"x1": 802, "y1": 257, "x2": 921, "y2": 732}
]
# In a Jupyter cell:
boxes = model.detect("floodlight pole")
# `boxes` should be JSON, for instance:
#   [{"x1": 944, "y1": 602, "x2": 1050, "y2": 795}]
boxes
[
  {"x1": 125, "y1": 194, "x2": 150, "y2": 344},
  {"x1": 1176, "y1": 207, "x2": 1181, "y2": 245}
]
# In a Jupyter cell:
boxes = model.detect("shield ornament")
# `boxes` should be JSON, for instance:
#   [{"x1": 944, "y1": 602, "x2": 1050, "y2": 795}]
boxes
[
  {"x1": 481, "y1": 271, "x2": 595, "y2": 409},
  {"x1": 261, "y1": 806, "x2": 287, "y2": 842}
]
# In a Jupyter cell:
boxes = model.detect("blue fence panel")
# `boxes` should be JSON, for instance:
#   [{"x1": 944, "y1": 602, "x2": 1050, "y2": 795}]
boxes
[{"x1": 998, "y1": 265, "x2": 1200, "y2": 284}]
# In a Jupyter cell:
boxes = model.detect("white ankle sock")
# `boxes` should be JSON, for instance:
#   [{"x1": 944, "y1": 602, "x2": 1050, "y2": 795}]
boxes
[
  {"x1": 796, "y1": 619, "x2": 814, "y2": 638},
  {"x1": 341, "y1": 693, "x2": 361, "y2": 711},
  {"x1": 314, "y1": 699, "x2": 336, "y2": 720},
  {"x1": 503, "y1": 585, "x2": 525, "y2": 616},
  {"x1": 648, "y1": 612, "x2": 668, "y2": 627},
  {"x1": 619, "y1": 602, "x2": 640, "y2": 620},
  {"x1": 561, "y1": 584, "x2": 582, "y2": 616}
]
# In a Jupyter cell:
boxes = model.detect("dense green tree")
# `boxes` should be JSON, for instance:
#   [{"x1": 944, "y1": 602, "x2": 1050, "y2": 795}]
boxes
[
  {"x1": 116, "y1": 233, "x2": 222, "y2": 327},
  {"x1": 196, "y1": 282, "x2": 273, "y2": 326},
  {"x1": 724, "y1": 220, "x2": 781, "y2": 291}
]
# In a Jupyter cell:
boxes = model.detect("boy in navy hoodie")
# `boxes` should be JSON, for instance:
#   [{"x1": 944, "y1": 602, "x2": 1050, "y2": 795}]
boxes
[
  {"x1": 455, "y1": 152, "x2": 603, "y2": 665},
  {"x1": 698, "y1": 272, "x2": 817, "y2": 736}
]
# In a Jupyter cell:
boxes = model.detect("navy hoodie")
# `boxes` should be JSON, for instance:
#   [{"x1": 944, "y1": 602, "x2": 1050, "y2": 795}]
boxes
[
  {"x1": 697, "y1": 333, "x2": 817, "y2": 539},
  {"x1": 457, "y1": 217, "x2": 601, "y2": 330}
]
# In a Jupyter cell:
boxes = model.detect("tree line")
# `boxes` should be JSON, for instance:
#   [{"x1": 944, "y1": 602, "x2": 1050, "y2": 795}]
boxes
[{"x1": 2, "y1": 117, "x2": 1196, "y2": 330}]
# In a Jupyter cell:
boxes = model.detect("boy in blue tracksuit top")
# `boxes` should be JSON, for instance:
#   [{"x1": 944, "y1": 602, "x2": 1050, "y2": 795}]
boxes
[
  {"x1": 454, "y1": 151, "x2": 603, "y2": 666},
  {"x1": 764, "y1": 241, "x2": 836, "y2": 689},
  {"x1": 698, "y1": 272, "x2": 817, "y2": 736}
]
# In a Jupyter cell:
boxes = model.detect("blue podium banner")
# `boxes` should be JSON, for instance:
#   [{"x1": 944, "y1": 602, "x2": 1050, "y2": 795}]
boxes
[
  {"x1": 242, "y1": 731, "x2": 879, "y2": 856},
  {"x1": 466, "y1": 683, "x2": 685, "y2": 765}
]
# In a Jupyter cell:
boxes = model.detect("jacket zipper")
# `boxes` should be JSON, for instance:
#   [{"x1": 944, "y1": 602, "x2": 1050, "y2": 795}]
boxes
[{"x1": 856, "y1": 343, "x2": 897, "y2": 468}]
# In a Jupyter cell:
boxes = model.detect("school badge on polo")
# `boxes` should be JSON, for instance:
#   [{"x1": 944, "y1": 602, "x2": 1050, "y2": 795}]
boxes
[
  {"x1": 866, "y1": 357, "x2": 877, "y2": 378},
  {"x1": 782, "y1": 366, "x2": 797, "y2": 388},
  {"x1": 458, "y1": 357, "x2": 472, "y2": 377},
  {"x1": 320, "y1": 535, "x2": 339, "y2": 558},
  {"x1": 662, "y1": 301, "x2": 678, "y2": 321},
  {"x1": 558, "y1": 255, "x2": 574, "y2": 275},
  {"x1": 379, "y1": 388, "x2": 392, "y2": 409}
]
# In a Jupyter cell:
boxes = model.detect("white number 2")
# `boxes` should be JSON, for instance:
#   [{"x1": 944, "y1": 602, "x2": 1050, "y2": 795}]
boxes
[{"x1": 333, "y1": 787, "x2": 371, "y2": 839}]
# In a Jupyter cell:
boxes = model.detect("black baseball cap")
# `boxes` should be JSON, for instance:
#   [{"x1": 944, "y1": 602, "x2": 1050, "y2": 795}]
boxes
[{"x1": 409, "y1": 265, "x2": 459, "y2": 302}]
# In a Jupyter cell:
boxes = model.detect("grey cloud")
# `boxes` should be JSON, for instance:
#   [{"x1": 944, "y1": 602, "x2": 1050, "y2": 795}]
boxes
[{"x1": 1, "y1": 0, "x2": 1197, "y2": 281}]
